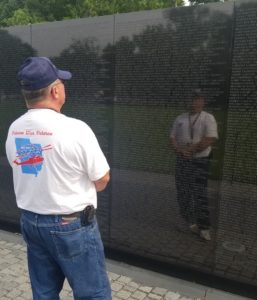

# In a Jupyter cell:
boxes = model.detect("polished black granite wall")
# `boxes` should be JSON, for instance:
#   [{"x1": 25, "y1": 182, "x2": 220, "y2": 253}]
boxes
[{"x1": 0, "y1": 0, "x2": 257, "y2": 287}]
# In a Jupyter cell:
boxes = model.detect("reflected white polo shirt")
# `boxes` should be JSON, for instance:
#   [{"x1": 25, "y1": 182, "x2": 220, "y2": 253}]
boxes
[{"x1": 170, "y1": 111, "x2": 218, "y2": 158}]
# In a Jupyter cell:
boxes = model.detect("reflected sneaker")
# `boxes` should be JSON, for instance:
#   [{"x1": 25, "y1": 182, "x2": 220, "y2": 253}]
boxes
[
  {"x1": 189, "y1": 224, "x2": 200, "y2": 234},
  {"x1": 200, "y1": 229, "x2": 211, "y2": 241}
]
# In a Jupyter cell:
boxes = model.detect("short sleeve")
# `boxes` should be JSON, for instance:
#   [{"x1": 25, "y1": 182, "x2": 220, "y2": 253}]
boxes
[{"x1": 205, "y1": 114, "x2": 218, "y2": 139}]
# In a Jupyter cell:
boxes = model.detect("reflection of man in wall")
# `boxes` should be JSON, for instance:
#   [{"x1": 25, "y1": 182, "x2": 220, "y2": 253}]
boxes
[{"x1": 170, "y1": 92, "x2": 218, "y2": 241}]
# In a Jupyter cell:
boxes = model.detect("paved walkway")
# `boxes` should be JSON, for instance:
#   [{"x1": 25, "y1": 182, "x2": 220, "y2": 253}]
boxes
[{"x1": 0, "y1": 229, "x2": 253, "y2": 300}]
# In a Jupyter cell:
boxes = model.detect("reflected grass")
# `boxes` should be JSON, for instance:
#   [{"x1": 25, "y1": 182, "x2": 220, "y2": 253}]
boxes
[{"x1": 1, "y1": 100, "x2": 228, "y2": 181}]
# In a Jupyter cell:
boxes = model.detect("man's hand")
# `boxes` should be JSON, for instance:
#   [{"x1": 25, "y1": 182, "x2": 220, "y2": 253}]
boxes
[
  {"x1": 171, "y1": 138, "x2": 193, "y2": 158},
  {"x1": 181, "y1": 145, "x2": 194, "y2": 159},
  {"x1": 94, "y1": 171, "x2": 110, "y2": 192},
  {"x1": 191, "y1": 137, "x2": 216, "y2": 154}
]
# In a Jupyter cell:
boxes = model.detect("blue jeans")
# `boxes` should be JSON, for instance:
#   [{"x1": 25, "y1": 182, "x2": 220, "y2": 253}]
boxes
[{"x1": 20, "y1": 210, "x2": 112, "y2": 300}]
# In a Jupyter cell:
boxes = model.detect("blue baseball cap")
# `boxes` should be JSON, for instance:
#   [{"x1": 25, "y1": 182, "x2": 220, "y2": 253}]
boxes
[{"x1": 17, "y1": 57, "x2": 72, "y2": 91}]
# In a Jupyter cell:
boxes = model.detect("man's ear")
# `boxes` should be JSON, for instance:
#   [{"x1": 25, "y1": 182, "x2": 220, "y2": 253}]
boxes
[{"x1": 50, "y1": 85, "x2": 59, "y2": 99}]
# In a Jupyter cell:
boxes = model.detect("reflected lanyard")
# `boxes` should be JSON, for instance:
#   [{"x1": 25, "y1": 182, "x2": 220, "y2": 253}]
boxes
[{"x1": 188, "y1": 112, "x2": 201, "y2": 141}]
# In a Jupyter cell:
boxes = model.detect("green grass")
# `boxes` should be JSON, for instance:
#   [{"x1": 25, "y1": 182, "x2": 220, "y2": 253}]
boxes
[{"x1": 63, "y1": 102, "x2": 227, "y2": 180}]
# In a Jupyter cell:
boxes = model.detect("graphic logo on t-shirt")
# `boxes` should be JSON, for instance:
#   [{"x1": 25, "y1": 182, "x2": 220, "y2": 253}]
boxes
[{"x1": 13, "y1": 138, "x2": 52, "y2": 177}]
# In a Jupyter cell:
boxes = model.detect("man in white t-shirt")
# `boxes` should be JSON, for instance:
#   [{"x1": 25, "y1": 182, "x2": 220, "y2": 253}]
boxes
[
  {"x1": 170, "y1": 92, "x2": 218, "y2": 241},
  {"x1": 5, "y1": 57, "x2": 112, "y2": 299}
]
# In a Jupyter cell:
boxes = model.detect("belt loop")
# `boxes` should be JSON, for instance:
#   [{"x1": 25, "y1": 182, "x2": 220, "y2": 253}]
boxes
[{"x1": 55, "y1": 215, "x2": 59, "y2": 223}]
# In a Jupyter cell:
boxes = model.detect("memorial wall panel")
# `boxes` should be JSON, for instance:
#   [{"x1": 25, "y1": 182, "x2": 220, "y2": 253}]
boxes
[
  {"x1": 215, "y1": 0, "x2": 257, "y2": 285},
  {"x1": 0, "y1": 18, "x2": 114, "y2": 237},
  {"x1": 111, "y1": 2, "x2": 234, "y2": 275}
]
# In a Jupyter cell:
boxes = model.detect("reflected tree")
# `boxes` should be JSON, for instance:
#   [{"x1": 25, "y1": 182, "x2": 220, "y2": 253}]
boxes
[
  {"x1": 0, "y1": 29, "x2": 35, "y2": 155},
  {"x1": 51, "y1": 37, "x2": 114, "y2": 149},
  {"x1": 53, "y1": 38, "x2": 104, "y2": 103}
]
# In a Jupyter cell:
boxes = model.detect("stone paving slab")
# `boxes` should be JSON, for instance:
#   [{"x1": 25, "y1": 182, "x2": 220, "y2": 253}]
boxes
[
  {"x1": 0, "y1": 230, "x2": 253, "y2": 300},
  {"x1": 0, "y1": 236, "x2": 194, "y2": 300}
]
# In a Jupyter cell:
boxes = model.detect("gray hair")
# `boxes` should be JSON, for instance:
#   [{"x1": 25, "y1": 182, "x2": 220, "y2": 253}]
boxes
[{"x1": 21, "y1": 80, "x2": 58, "y2": 104}]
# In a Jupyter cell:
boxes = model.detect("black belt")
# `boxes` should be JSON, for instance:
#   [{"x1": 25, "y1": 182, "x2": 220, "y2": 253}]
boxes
[
  {"x1": 62, "y1": 205, "x2": 95, "y2": 226},
  {"x1": 62, "y1": 211, "x2": 82, "y2": 218}
]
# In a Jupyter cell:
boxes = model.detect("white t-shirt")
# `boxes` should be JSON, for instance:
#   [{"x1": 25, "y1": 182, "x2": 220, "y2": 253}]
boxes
[
  {"x1": 170, "y1": 111, "x2": 218, "y2": 158},
  {"x1": 5, "y1": 109, "x2": 110, "y2": 214}
]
